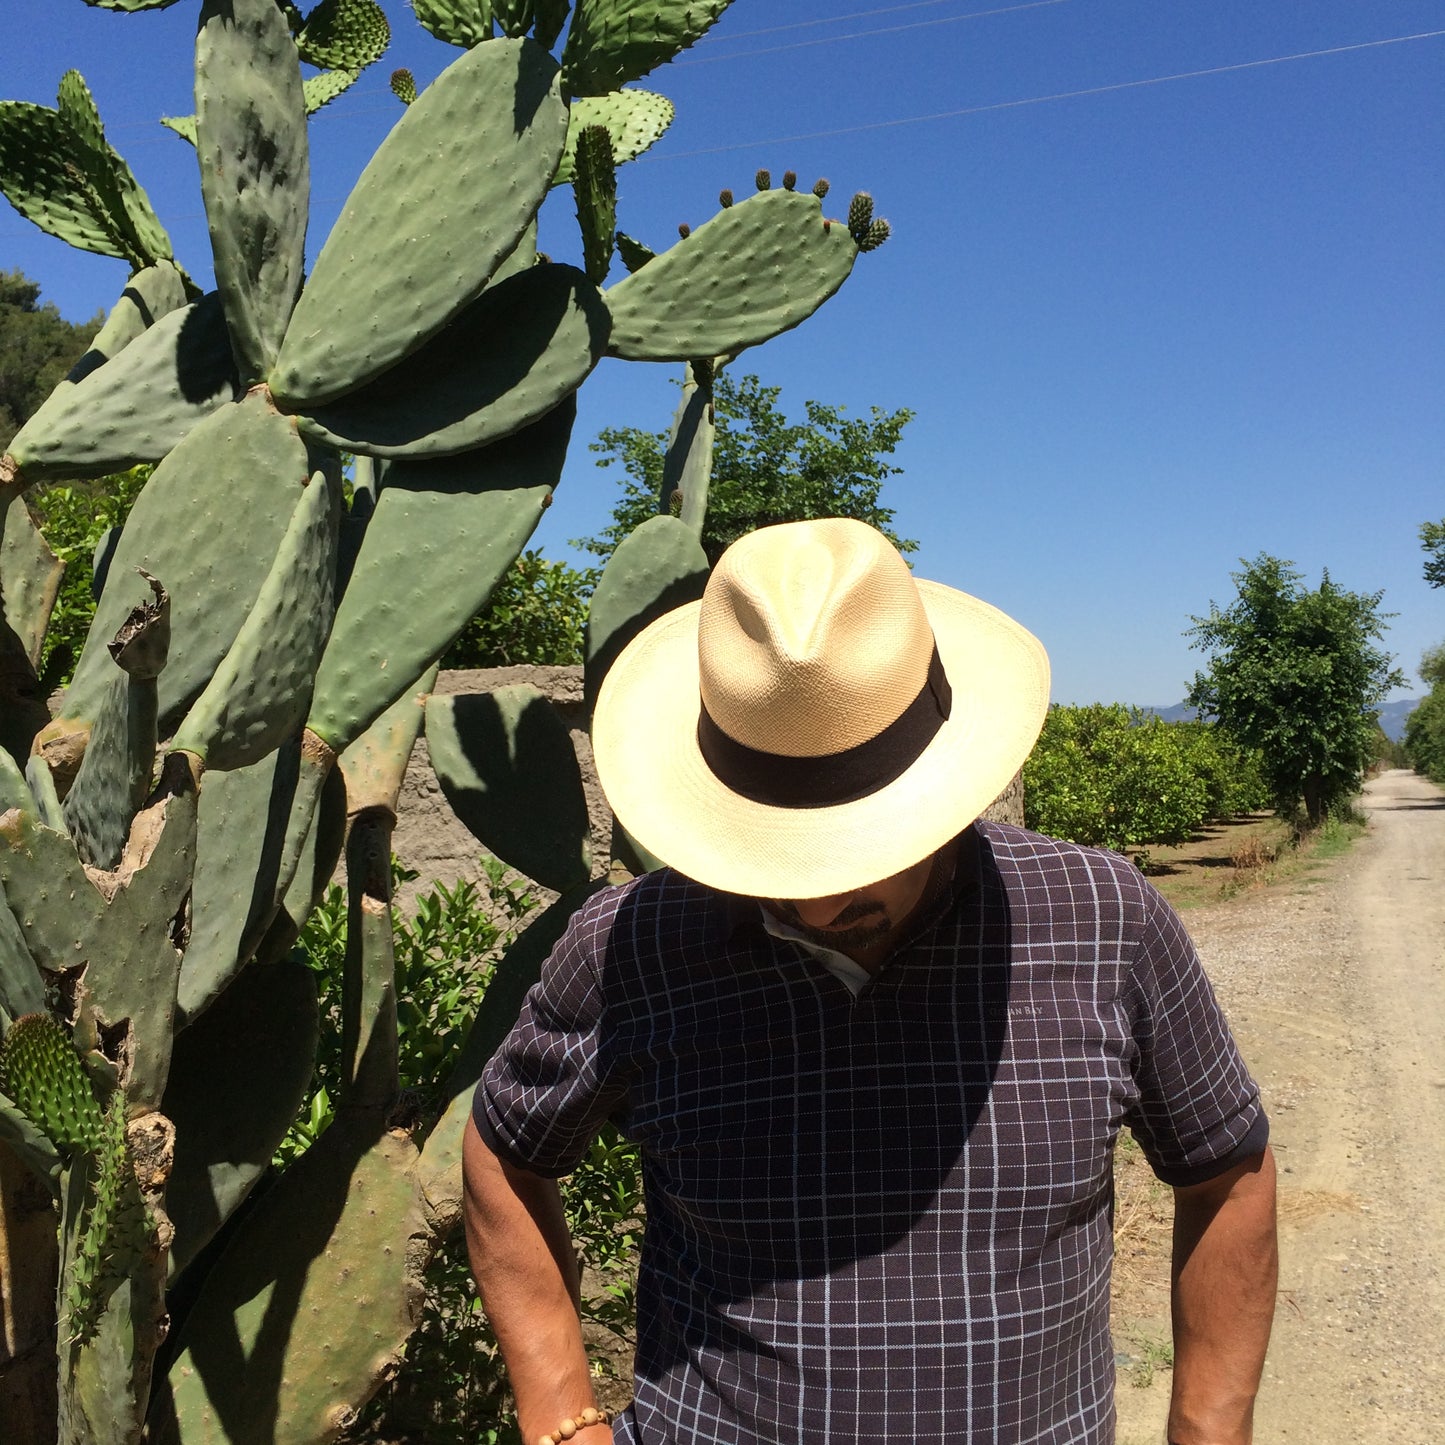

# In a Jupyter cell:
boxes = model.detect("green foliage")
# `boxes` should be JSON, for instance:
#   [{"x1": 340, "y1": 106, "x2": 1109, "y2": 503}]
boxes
[
  {"x1": 26, "y1": 466, "x2": 150, "y2": 688},
  {"x1": 1404, "y1": 643, "x2": 1445, "y2": 785},
  {"x1": 578, "y1": 372, "x2": 915, "y2": 567},
  {"x1": 0, "y1": 270, "x2": 100, "y2": 448},
  {"x1": 278, "y1": 857, "x2": 538, "y2": 1166},
  {"x1": 1420, "y1": 519, "x2": 1445, "y2": 589},
  {"x1": 1187, "y1": 554, "x2": 1405, "y2": 830},
  {"x1": 442, "y1": 549, "x2": 598, "y2": 669},
  {"x1": 1023, "y1": 706, "x2": 1268, "y2": 854},
  {"x1": 283, "y1": 860, "x2": 643, "y2": 1445}
]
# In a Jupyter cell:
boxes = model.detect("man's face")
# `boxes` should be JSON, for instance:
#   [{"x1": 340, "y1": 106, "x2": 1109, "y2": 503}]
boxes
[{"x1": 763, "y1": 847, "x2": 945, "y2": 960}]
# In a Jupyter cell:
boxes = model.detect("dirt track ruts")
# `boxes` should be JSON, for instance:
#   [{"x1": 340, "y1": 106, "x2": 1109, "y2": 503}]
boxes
[{"x1": 1115, "y1": 768, "x2": 1445, "y2": 1443}]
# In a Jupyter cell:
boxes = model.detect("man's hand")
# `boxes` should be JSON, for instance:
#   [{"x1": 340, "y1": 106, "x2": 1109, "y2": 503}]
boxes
[
  {"x1": 462, "y1": 1116, "x2": 613, "y2": 1445},
  {"x1": 1166, "y1": 1144, "x2": 1278, "y2": 1445}
]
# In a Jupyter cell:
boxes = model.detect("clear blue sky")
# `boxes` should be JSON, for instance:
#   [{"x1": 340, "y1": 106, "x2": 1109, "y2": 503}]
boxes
[{"x1": 7, "y1": 0, "x2": 1442, "y2": 706}]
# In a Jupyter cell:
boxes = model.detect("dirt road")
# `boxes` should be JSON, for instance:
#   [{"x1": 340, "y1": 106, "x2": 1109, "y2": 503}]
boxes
[{"x1": 1115, "y1": 769, "x2": 1445, "y2": 1443}]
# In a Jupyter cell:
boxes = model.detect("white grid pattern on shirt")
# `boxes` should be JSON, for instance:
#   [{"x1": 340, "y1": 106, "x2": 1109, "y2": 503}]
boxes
[{"x1": 476, "y1": 822, "x2": 1265, "y2": 1444}]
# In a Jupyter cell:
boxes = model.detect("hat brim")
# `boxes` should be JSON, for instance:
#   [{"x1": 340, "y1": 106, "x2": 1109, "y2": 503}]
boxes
[{"x1": 592, "y1": 579, "x2": 1050, "y2": 900}]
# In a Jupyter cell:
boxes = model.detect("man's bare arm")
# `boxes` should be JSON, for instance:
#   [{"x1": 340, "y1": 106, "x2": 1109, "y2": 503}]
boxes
[
  {"x1": 462, "y1": 1115, "x2": 612, "y2": 1445},
  {"x1": 1166, "y1": 1144, "x2": 1278, "y2": 1445}
]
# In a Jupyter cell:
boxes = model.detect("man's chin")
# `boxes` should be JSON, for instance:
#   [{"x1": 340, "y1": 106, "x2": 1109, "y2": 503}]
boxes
[{"x1": 795, "y1": 918, "x2": 891, "y2": 951}]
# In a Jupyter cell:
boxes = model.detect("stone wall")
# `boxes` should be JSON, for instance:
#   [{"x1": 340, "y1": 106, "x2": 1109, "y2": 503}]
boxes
[{"x1": 393, "y1": 666, "x2": 1025, "y2": 907}]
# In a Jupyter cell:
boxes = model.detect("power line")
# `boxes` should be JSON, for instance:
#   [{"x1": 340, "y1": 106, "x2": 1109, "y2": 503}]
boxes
[
  {"x1": 645, "y1": 28, "x2": 1445, "y2": 161},
  {"x1": 4, "y1": 26, "x2": 1440, "y2": 239},
  {"x1": 690, "y1": 0, "x2": 1070, "y2": 52}
]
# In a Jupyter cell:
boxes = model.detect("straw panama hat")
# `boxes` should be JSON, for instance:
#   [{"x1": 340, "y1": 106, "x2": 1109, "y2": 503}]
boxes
[{"x1": 592, "y1": 518, "x2": 1050, "y2": 901}]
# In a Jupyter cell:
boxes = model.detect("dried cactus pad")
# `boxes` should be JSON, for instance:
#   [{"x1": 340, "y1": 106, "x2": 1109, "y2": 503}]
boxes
[{"x1": 268, "y1": 37, "x2": 568, "y2": 409}]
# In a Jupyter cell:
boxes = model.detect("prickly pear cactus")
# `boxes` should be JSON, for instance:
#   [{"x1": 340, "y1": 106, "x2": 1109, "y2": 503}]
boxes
[{"x1": 0, "y1": 1, "x2": 890, "y2": 1440}]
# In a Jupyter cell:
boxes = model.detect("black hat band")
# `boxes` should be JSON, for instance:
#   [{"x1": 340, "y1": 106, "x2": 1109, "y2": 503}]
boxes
[{"x1": 696, "y1": 644, "x2": 953, "y2": 809}]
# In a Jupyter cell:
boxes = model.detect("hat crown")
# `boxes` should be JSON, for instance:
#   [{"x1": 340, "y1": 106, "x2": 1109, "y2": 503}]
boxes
[{"x1": 698, "y1": 519, "x2": 935, "y2": 758}]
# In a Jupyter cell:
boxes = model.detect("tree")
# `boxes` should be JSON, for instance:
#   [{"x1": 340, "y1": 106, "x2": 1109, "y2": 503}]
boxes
[
  {"x1": 1420, "y1": 520, "x2": 1445, "y2": 589},
  {"x1": 578, "y1": 371, "x2": 916, "y2": 566},
  {"x1": 1404, "y1": 643, "x2": 1445, "y2": 784},
  {"x1": 1187, "y1": 554, "x2": 1405, "y2": 829},
  {"x1": 0, "y1": 270, "x2": 101, "y2": 447}
]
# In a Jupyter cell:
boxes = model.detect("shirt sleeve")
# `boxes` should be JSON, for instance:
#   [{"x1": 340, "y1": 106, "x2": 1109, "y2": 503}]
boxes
[
  {"x1": 1123, "y1": 883, "x2": 1269, "y2": 1187},
  {"x1": 472, "y1": 894, "x2": 630, "y2": 1178}
]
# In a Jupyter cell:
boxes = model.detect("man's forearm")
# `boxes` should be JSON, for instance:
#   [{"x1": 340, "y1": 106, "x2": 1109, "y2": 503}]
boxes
[
  {"x1": 1167, "y1": 1144, "x2": 1278, "y2": 1445},
  {"x1": 462, "y1": 1116, "x2": 610, "y2": 1445}
]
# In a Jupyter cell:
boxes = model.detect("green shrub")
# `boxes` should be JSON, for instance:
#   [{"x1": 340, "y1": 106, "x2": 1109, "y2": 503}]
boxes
[
  {"x1": 442, "y1": 549, "x2": 598, "y2": 669},
  {"x1": 283, "y1": 861, "x2": 643, "y2": 1445},
  {"x1": 1024, "y1": 706, "x2": 1268, "y2": 854}
]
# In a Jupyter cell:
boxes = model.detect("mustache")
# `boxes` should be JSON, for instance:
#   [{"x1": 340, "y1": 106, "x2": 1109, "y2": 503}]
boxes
[{"x1": 771, "y1": 898, "x2": 886, "y2": 930}]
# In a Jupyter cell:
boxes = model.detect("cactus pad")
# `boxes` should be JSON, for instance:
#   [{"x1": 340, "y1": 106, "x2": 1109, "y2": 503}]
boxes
[
  {"x1": 269, "y1": 38, "x2": 567, "y2": 409},
  {"x1": 0, "y1": 83, "x2": 171, "y2": 269},
  {"x1": 58, "y1": 394, "x2": 310, "y2": 738},
  {"x1": 170, "y1": 457, "x2": 340, "y2": 771},
  {"x1": 163, "y1": 956, "x2": 319, "y2": 1278},
  {"x1": 0, "y1": 878, "x2": 45, "y2": 1021},
  {"x1": 0, "y1": 1012, "x2": 104, "y2": 1156},
  {"x1": 2, "y1": 493, "x2": 64, "y2": 670},
  {"x1": 426, "y1": 686, "x2": 592, "y2": 891},
  {"x1": 389, "y1": 68, "x2": 417, "y2": 105},
  {"x1": 298, "y1": 262, "x2": 609, "y2": 459},
  {"x1": 561, "y1": 0, "x2": 734, "y2": 96},
  {"x1": 61, "y1": 573, "x2": 169, "y2": 870},
  {"x1": 307, "y1": 400, "x2": 573, "y2": 753},
  {"x1": 412, "y1": 0, "x2": 495, "y2": 49},
  {"x1": 5, "y1": 291, "x2": 240, "y2": 486},
  {"x1": 296, "y1": 0, "x2": 391, "y2": 72},
  {"x1": 552, "y1": 88, "x2": 674, "y2": 186},
  {"x1": 573, "y1": 125, "x2": 617, "y2": 285},
  {"x1": 66, "y1": 262, "x2": 191, "y2": 390},
  {"x1": 584, "y1": 513, "x2": 709, "y2": 709},
  {"x1": 153, "y1": 1117, "x2": 425, "y2": 1445},
  {"x1": 196, "y1": 0, "x2": 312, "y2": 385},
  {"x1": 602, "y1": 188, "x2": 857, "y2": 361}
]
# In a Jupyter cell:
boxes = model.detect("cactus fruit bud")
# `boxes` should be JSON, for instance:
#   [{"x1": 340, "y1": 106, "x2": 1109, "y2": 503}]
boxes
[
  {"x1": 847, "y1": 191, "x2": 874, "y2": 244},
  {"x1": 813, "y1": 178, "x2": 830, "y2": 199},
  {"x1": 678, "y1": 223, "x2": 691, "y2": 239},
  {"x1": 719, "y1": 188, "x2": 733, "y2": 208},
  {"x1": 755, "y1": 168, "x2": 770, "y2": 191},
  {"x1": 859, "y1": 217, "x2": 891, "y2": 252},
  {"x1": 390, "y1": 69, "x2": 417, "y2": 106},
  {"x1": 782, "y1": 170, "x2": 797, "y2": 191}
]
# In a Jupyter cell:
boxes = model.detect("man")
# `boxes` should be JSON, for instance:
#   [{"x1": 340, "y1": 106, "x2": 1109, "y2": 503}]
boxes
[{"x1": 463, "y1": 519, "x2": 1277, "y2": 1445}]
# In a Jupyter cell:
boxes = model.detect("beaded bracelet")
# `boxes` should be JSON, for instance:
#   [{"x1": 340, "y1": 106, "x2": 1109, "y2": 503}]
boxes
[{"x1": 536, "y1": 1405, "x2": 611, "y2": 1445}]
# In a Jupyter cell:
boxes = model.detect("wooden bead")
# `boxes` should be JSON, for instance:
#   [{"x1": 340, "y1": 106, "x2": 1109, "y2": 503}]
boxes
[{"x1": 580, "y1": 1408, "x2": 601, "y2": 1427}]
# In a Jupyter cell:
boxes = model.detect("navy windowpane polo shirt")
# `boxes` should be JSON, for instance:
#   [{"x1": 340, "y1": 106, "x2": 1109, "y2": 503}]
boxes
[{"x1": 475, "y1": 821, "x2": 1268, "y2": 1444}]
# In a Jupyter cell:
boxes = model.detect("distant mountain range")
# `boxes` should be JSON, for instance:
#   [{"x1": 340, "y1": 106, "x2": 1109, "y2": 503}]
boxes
[{"x1": 1140, "y1": 698, "x2": 1422, "y2": 742}]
